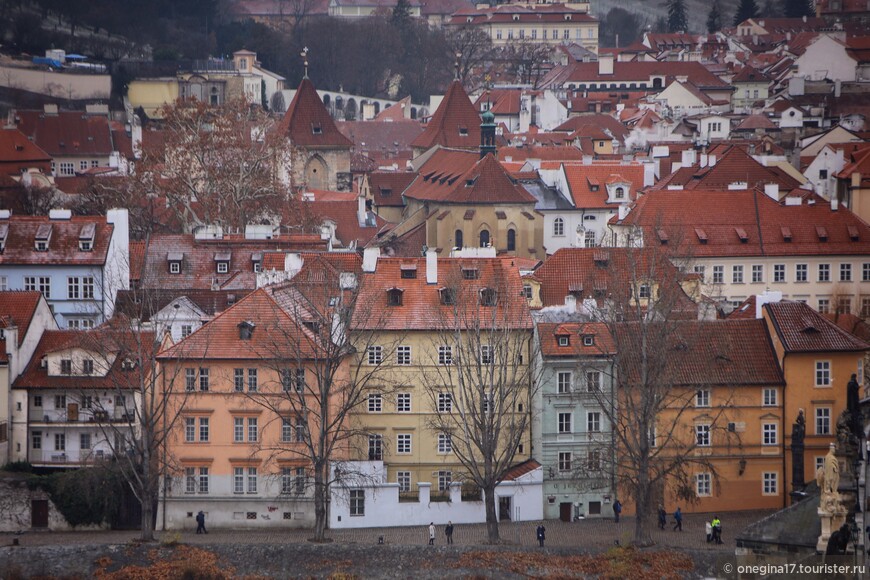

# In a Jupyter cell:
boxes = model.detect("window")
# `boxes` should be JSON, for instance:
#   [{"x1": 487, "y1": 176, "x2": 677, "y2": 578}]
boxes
[
  {"x1": 32, "y1": 431, "x2": 41, "y2": 449},
  {"x1": 438, "y1": 433, "x2": 452, "y2": 454},
  {"x1": 396, "y1": 392, "x2": 411, "y2": 412},
  {"x1": 732, "y1": 265, "x2": 744, "y2": 283},
  {"x1": 396, "y1": 345, "x2": 411, "y2": 365},
  {"x1": 558, "y1": 412, "x2": 572, "y2": 434},
  {"x1": 234, "y1": 417, "x2": 244, "y2": 442},
  {"x1": 815, "y1": 361, "x2": 831, "y2": 386},
  {"x1": 586, "y1": 371, "x2": 601, "y2": 392},
  {"x1": 763, "y1": 388, "x2": 777, "y2": 407},
  {"x1": 234, "y1": 467, "x2": 245, "y2": 494},
  {"x1": 763, "y1": 472, "x2": 778, "y2": 495},
  {"x1": 507, "y1": 229, "x2": 516, "y2": 252},
  {"x1": 712, "y1": 266, "x2": 724, "y2": 284},
  {"x1": 839, "y1": 263, "x2": 852, "y2": 282},
  {"x1": 796, "y1": 263, "x2": 808, "y2": 282},
  {"x1": 863, "y1": 297, "x2": 870, "y2": 318},
  {"x1": 368, "y1": 393, "x2": 382, "y2": 413},
  {"x1": 199, "y1": 368, "x2": 209, "y2": 391},
  {"x1": 186, "y1": 417, "x2": 196, "y2": 442},
  {"x1": 437, "y1": 392, "x2": 452, "y2": 413},
  {"x1": 34, "y1": 395, "x2": 42, "y2": 407},
  {"x1": 479, "y1": 230, "x2": 490, "y2": 247},
  {"x1": 170, "y1": 262, "x2": 181, "y2": 274},
  {"x1": 350, "y1": 489, "x2": 365, "y2": 516},
  {"x1": 461, "y1": 268, "x2": 479, "y2": 280},
  {"x1": 293, "y1": 467, "x2": 305, "y2": 494},
  {"x1": 438, "y1": 345, "x2": 453, "y2": 365},
  {"x1": 80, "y1": 433, "x2": 91, "y2": 450},
  {"x1": 454, "y1": 229, "x2": 463, "y2": 248},
  {"x1": 199, "y1": 417, "x2": 209, "y2": 442},
  {"x1": 818, "y1": 298, "x2": 830, "y2": 314},
  {"x1": 0, "y1": 276, "x2": 6, "y2": 291},
  {"x1": 247, "y1": 467, "x2": 257, "y2": 494},
  {"x1": 587, "y1": 412, "x2": 601, "y2": 432},
  {"x1": 695, "y1": 389, "x2": 710, "y2": 408},
  {"x1": 696, "y1": 473, "x2": 711, "y2": 496},
  {"x1": 91, "y1": 160, "x2": 99, "y2": 168},
  {"x1": 367, "y1": 346, "x2": 383, "y2": 365},
  {"x1": 396, "y1": 433, "x2": 411, "y2": 454},
  {"x1": 185, "y1": 467, "x2": 197, "y2": 494},
  {"x1": 397, "y1": 471, "x2": 411, "y2": 493},
  {"x1": 234, "y1": 368, "x2": 244, "y2": 392},
  {"x1": 695, "y1": 424, "x2": 710, "y2": 447},
  {"x1": 387, "y1": 289, "x2": 403, "y2": 306},
  {"x1": 216, "y1": 262, "x2": 228, "y2": 274},
  {"x1": 80, "y1": 160, "x2": 88, "y2": 171},
  {"x1": 81, "y1": 395, "x2": 91, "y2": 409},
  {"x1": 247, "y1": 368, "x2": 258, "y2": 392},
  {"x1": 185, "y1": 368, "x2": 196, "y2": 392},
  {"x1": 837, "y1": 296, "x2": 851, "y2": 314},
  {"x1": 522, "y1": 284, "x2": 532, "y2": 299},
  {"x1": 553, "y1": 217, "x2": 565, "y2": 237},
  {"x1": 295, "y1": 416, "x2": 306, "y2": 442},
  {"x1": 558, "y1": 336, "x2": 569, "y2": 347},
  {"x1": 368, "y1": 434, "x2": 383, "y2": 460},
  {"x1": 281, "y1": 418, "x2": 293, "y2": 443},
  {"x1": 55, "y1": 433, "x2": 65, "y2": 451},
  {"x1": 638, "y1": 284, "x2": 651, "y2": 299},
  {"x1": 587, "y1": 450, "x2": 601, "y2": 470},
  {"x1": 55, "y1": 395, "x2": 66, "y2": 408},
  {"x1": 24, "y1": 277, "x2": 51, "y2": 298},
  {"x1": 818, "y1": 263, "x2": 830, "y2": 282},
  {"x1": 773, "y1": 264, "x2": 786, "y2": 283},
  {"x1": 180, "y1": 325, "x2": 192, "y2": 338},
  {"x1": 558, "y1": 452, "x2": 572, "y2": 472},
  {"x1": 496, "y1": 29, "x2": 502, "y2": 40},
  {"x1": 438, "y1": 470, "x2": 452, "y2": 491},
  {"x1": 751, "y1": 265, "x2": 763, "y2": 283},
  {"x1": 763, "y1": 423, "x2": 777, "y2": 446},
  {"x1": 557, "y1": 371, "x2": 572, "y2": 394},
  {"x1": 481, "y1": 344, "x2": 493, "y2": 365},
  {"x1": 863, "y1": 263, "x2": 870, "y2": 281},
  {"x1": 59, "y1": 162, "x2": 74, "y2": 176},
  {"x1": 815, "y1": 407, "x2": 831, "y2": 435},
  {"x1": 584, "y1": 230, "x2": 596, "y2": 247}
]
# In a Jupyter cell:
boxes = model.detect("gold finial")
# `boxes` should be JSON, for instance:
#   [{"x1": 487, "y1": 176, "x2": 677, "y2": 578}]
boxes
[{"x1": 301, "y1": 47, "x2": 310, "y2": 79}]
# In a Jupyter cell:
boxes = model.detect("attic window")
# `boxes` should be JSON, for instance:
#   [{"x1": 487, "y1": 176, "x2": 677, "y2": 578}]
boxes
[
  {"x1": 734, "y1": 227, "x2": 749, "y2": 243},
  {"x1": 214, "y1": 252, "x2": 231, "y2": 274},
  {"x1": 238, "y1": 320, "x2": 255, "y2": 340},
  {"x1": 78, "y1": 223, "x2": 95, "y2": 251},
  {"x1": 694, "y1": 228, "x2": 708, "y2": 244},
  {"x1": 462, "y1": 267, "x2": 480, "y2": 280},
  {"x1": 568, "y1": 283, "x2": 583, "y2": 297},
  {"x1": 847, "y1": 225, "x2": 859, "y2": 241},
  {"x1": 781, "y1": 226, "x2": 792, "y2": 242},
  {"x1": 251, "y1": 252, "x2": 263, "y2": 272},
  {"x1": 379, "y1": 187, "x2": 392, "y2": 197},
  {"x1": 816, "y1": 226, "x2": 828, "y2": 242},
  {"x1": 565, "y1": 13, "x2": 572, "y2": 20},
  {"x1": 167, "y1": 252, "x2": 184, "y2": 274},
  {"x1": 587, "y1": 177, "x2": 600, "y2": 192},
  {"x1": 558, "y1": 335, "x2": 570, "y2": 347},
  {"x1": 513, "y1": 14, "x2": 520, "y2": 20},
  {"x1": 35, "y1": 224, "x2": 52, "y2": 251},
  {"x1": 459, "y1": 126, "x2": 469, "y2": 137},
  {"x1": 583, "y1": 335, "x2": 595, "y2": 347},
  {"x1": 479, "y1": 288, "x2": 498, "y2": 306},
  {"x1": 387, "y1": 287, "x2": 404, "y2": 306},
  {"x1": 656, "y1": 229, "x2": 669, "y2": 245},
  {"x1": 0, "y1": 223, "x2": 7, "y2": 253},
  {"x1": 312, "y1": 123, "x2": 323, "y2": 135},
  {"x1": 400, "y1": 264, "x2": 417, "y2": 279},
  {"x1": 593, "y1": 250, "x2": 610, "y2": 266},
  {"x1": 439, "y1": 287, "x2": 456, "y2": 305}
]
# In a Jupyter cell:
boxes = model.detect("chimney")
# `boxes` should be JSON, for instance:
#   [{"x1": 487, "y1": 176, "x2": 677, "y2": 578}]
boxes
[
  {"x1": 362, "y1": 247, "x2": 380, "y2": 273},
  {"x1": 831, "y1": 197, "x2": 839, "y2": 211},
  {"x1": 564, "y1": 295, "x2": 577, "y2": 312},
  {"x1": 618, "y1": 204, "x2": 630, "y2": 220},
  {"x1": 426, "y1": 249, "x2": 438, "y2": 284},
  {"x1": 284, "y1": 252, "x2": 303, "y2": 276},
  {"x1": 598, "y1": 54, "x2": 614, "y2": 76},
  {"x1": 681, "y1": 149, "x2": 697, "y2": 166},
  {"x1": 763, "y1": 183, "x2": 779, "y2": 200},
  {"x1": 357, "y1": 194, "x2": 366, "y2": 224},
  {"x1": 238, "y1": 320, "x2": 255, "y2": 340},
  {"x1": 700, "y1": 153, "x2": 708, "y2": 168},
  {"x1": 708, "y1": 154, "x2": 717, "y2": 167},
  {"x1": 755, "y1": 291, "x2": 783, "y2": 319},
  {"x1": 834, "y1": 80, "x2": 841, "y2": 98}
]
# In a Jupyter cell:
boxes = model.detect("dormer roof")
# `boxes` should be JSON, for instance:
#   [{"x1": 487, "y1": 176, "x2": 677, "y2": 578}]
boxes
[{"x1": 765, "y1": 301, "x2": 870, "y2": 353}]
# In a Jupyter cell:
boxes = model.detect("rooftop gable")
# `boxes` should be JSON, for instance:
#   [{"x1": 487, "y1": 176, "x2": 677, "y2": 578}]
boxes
[
  {"x1": 280, "y1": 78, "x2": 353, "y2": 149},
  {"x1": 765, "y1": 301, "x2": 870, "y2": 353},
  {"x1": 411, "y1": 80, "x2": 481, "y2": 151}
]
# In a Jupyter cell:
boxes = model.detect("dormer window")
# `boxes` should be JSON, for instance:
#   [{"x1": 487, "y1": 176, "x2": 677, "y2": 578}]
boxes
[
  {"x1": 168, "y1": 252, "x2": 183, "y2": 274},
  {"x1": 558, "y1": 335, "x2": 570, "y2": 347},
  {"x1": 400, "y1": 265, "x2": 417, "y2": 279},
  {"x1": 379, "y1": 187, "x2": 392, "y2": 197},
  {"x1": 781, "y1": 226, "x2": 792, "y2": 242},
  {"x1": 312, "y1": 123, "x2": 323, "y2": 135},
  {"x1": 614, "y1": 187, "x2": 625, "y2": 200},
  {"x1": 565, "y1": 14, "x2": 572, "y2": 20},
  {"x1": 439, "y1": 287, "x2": 455, "y2": 305},
  {"x1": 583, "y1": 335, "x2": 595, "y2": 347},
  {"x1": 60, "y1": 359, "x2": 72, "y2": 375},
  {"x1": 78, "y1": 223, "x2": 95, "y2": 251},
  {"x1": 638, "y1": 284, "x2": 651, "y2": 299},
  {"x1": 459, "y1": 126, "x2": 468, "y2": 136},
  {"x1": 82, "y1": 359, "x2": 94, "y2": 374},
  {"x1": 215, "y1": 252, "x2": 231, "y2": 274},
  {"x1": 816, "y1": 226, "x2": 828, "y2": 242},
  {"x1": 35, "y1": 224, "x2": 52, "y2": 251},
  {"x1": 238, "y1": 320, "x2": 255, "y2": 340},
  {"x1": 695, "y1": 228, "x2": 708, "y2": 244},
  {"x1": 462, "y1": 267, "x2": 480, "y2": 280},
  {"x1": 387, "y1": 287, "x2": 404, "y2": 306},
  {"x1": 479, "y1": 288, "x2": 498, "y2": 306},
  {"x1": 252, "y1": 252, "x2": 263, "y2": 272},
  {"x1": 734, "y1": 227, "x2": 749, "y2": 243},
  {"x1": 593, "y1": 250, "x2": 610, "y2": 266},
  {"x1": 0, "y1": 223, "x2": 7, "y2": 254}
]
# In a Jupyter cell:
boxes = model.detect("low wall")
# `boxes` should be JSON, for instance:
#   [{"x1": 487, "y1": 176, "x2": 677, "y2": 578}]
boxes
[{"x1": 0, "y1": 65, "x2": 111, "y2": 100}]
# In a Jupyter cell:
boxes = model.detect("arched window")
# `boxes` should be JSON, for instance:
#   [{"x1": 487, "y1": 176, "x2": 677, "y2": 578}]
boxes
[
  {"x1": 507, "y1": 228, "x2": 516, "y2": 251},
  {"x1": 480, "y1": 229, "x2": 490, "y2": 247},
  {"x1": 455, "y1": 229, "x2": 463, "y2": 249},
  {"x1": 553, "y1": 217, "x2": 564, "y2": 237},
  {"x1": 652, "y1": 78, "x2": 663, "y2": 89},
  {"x1": 615, "y1": 187, "x2": 625, "y2": 200}
]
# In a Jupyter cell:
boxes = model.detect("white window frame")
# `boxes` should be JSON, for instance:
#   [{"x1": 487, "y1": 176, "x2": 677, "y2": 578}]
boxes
[
  {"x1": 557, "y1": 371, "x2": 572, "y2": 394},
  {"x1": 368, "y1": 393, "x2": 382, "y2": 413},
  {"x1": 396, "y1": 433, "x2": 412, "y2": 454},
  {"x1": 762, "y1": 423, "x2": 777, "y2": 446},
  {"x1": 762, "y1": 388, "x2": 777, "y2": 407},
  {"x1": 695, "y1": 424, "x2": 710, "y2": 447},
  {"x1": 437, "y1": 433, "x2": 452, "y2": 454},
  {"x1": 815, "y1": 361, "x2": 831, "y2": 387},
  {"x1": 367, "y1": 345, "x2": 383, "y2": 365},
  {"x1": 558, "y1": 412, "x2": 572, "y2": 434},
  {"x1": 696, "y1": 473, "x2": 711, "y2": 496},
  {"x1": 396, "y1": 345, "x2": 411, "y2": 365},
  {"x1": 762, "y1": 472, "x2": 778, "y2": 495},
  {"x1": 695, "y1": 389, "x2": 710, "y2": 408},
  {"x1": 815, "y1": 407, "x2": 831, "y2": 435},
  {"x1": 396, "y1": 392, "x2": 411, "y2": 413},
  {"x1": 587, "y1": 411, "x2": 601, "y2": 433}
]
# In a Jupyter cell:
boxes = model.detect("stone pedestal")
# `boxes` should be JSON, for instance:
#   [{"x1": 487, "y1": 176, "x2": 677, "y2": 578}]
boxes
[{"x1": 817, "y1": 507, "x2": 848, "y2": 553}]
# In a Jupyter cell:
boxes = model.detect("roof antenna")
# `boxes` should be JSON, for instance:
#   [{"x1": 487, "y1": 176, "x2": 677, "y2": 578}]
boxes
[{"x1": 301, "y1": 47, "x2": 310, "y2": 79}]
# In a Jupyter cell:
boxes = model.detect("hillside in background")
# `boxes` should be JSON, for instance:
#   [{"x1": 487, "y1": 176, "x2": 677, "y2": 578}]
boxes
[{"x1": 592, "y1": 0, "x2": 739, "y2": 40}]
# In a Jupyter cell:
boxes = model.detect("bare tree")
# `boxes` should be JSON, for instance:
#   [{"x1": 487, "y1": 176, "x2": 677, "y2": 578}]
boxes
[
  {"x1": 420, "y1": 259, "x2": 537, "y2": 543},
  {"x1": 446, "y1": 26, "x2": 494, "y2": 89},
  {"x1": 500, "y1": 40, "x2": 552, "y2": 88},
  {"x1": 240, "y1": 256, "x2": 402, "y2": 541}
]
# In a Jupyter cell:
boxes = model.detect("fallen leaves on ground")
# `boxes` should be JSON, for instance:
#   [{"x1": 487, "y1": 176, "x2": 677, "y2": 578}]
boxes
[
  {"x1": 454, "y1": 546, "x2": 694, "y2": 579},
  {"x1": 93, "y1": 545, "x2": 236, "y2": 580}
]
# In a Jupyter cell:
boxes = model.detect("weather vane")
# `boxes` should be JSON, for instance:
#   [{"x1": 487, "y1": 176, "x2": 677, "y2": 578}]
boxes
[{"x1": 301, "y1": 47, "x2": 310, "y2": 79}]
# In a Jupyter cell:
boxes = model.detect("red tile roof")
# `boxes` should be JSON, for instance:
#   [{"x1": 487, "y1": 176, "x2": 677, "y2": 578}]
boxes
[
  {"x1": 0, "y1": 291, "x2": 44, "y2": 354},
  {"x1": 734, "y1": 114, "x2": 778, "y2": 131},
  {"x1": 615, "y1": 319, "x2": 784, "y2": 387},
  {"x1": 552, "y1": 114, "x2": 629, "y2": 143},
  {"x1": 449, "y1": 3, "x2": 596, "y2": 24},
  {"x1": 732, "y1": 65, "x2": 772, "y2": 84},
  {"x1": 14, "y1": 110, "x2": 114, "y2": 157},
  {"x1": 15, "y1": 328, "x2": 158, "y2": 390},
  {"x1": 279, "y1": 79, "x2": 353, "y2": 149},
  {"x1": 498, "y1": 145, "x2": 584, "y2": 163},
  {"x1": 129, "y1": 240, "x2": 146, "y2": 283},
  {"x1": 824, "y1": 313, "x2": 870, "y2": 343},
  {"x1": 617, "y1": 188, "x2": 870, "y2": 258},
  {"x1": 308, "y1": 199, "x2": 390, "y2": 247},
  {"x1": 502, "y1": 458, "x2": 542, "y2": 481},
  {"x1": 765, "y1": 301, "x2": 870, "y2": 353},
  {"x1": 474, "y1": 89, "x2": 521, "y2": 116},
  {"x1": 337, "y1": 119, "x2": 424, "y2": 161},
  {"x1": 654, "y1": 146, "x2": 801, "y2": 191},
  {"x1": 405, "y1": 150, "x2": 536, "y2": 205},
  {"x1": 353, "y1": 256, "x2": 533, "y2": 331},
  {"x1": 0, "y1": 214, "x2": 113, "y2": 266},
  {"x1": 539, "y1": 322, "x2": 616, "y2": 357},
  {"x1": 411, "y1": 80, "x2": 481, "y2": 151},
  {"x1": 0, "y1": 127, "x2": 51, "y2": 172},
  {"x1": 562, "y1": 162, "x2": 645, "y2": 209},
  {"x1": 542, "y1": 61, "x2": 730, "y2": 90},
  {"x1": 369, "y1": 171, "x2": 416, "y2": 207},
  {"x1": 158, "y1": 288, "x2": 322, "y2": 360}
]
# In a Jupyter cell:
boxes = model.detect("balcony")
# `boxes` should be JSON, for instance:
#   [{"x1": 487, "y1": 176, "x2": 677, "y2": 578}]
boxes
[{"x1": 29, "y1": 449, "x2": 111, "y2": 465}]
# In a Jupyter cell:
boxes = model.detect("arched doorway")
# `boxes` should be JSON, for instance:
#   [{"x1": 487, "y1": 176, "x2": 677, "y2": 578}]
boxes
[
  {"x1": 479, "y1": 229, "x2": 490, "y2": 247},
  {"x1": 305, "y1": 155, "x2": 329, "y2": 190}
]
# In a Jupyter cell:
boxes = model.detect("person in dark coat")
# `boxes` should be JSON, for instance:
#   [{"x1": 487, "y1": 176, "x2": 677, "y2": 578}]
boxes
[
  {"x1": 536, "y1": 524, "x2": 546, "y2": 547},
  {"x1": 195, "y1": 510, "x2": 207, "y2": 534},
  {"x1": 612, "y1": 499, "x2": 622, "y2": 523},
  {"x1": 445, "y1": 521, "x2": 454, "y2": 545},
  {"x1": 657, "y1": 505, "x2": 666, "y2": 530},
  {"x1": 672, "y1": 507, "x2": 682, "y2": 531}
]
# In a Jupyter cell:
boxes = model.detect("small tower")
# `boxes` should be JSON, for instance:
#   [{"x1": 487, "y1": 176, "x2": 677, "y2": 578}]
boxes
[{"x1": 480, "y1": 108, "x2": 496, "y2": 159}]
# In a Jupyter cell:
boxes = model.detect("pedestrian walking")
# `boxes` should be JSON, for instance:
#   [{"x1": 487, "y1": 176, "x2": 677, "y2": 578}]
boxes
[
  {"x1": 195, "y1": 510, "x2": 207, "y2": 534},
  {"x1": 536, "y1": 524, "x2": 546, "y2": 547},
  {"x1": 657, "y1": 505, "x2": 666, "y2": 530},
  {"x1": 711, "y1": 515, "x2": 723, "y2": 544},
  {"x1": 705, "y1": 521, "x2": 712, "y2": 543},
  {"x1": 612, "y1": 499, "x2": 622, "y2": 523},
  {"x1": 428, "y1": 522, "x2": 436, "y2": 545},
  {"x1": 445, "y1": 521, "x2": 454, "y2": 545},
  {"x1": 672, "y1": 507, "x2": 682, "y2": 531}
]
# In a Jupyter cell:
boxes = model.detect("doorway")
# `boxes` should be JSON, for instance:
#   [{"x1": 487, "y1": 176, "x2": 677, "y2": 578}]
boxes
[
  {"x1": 498, "y1": 496, "x2": 512, "y2": 521},
  {"x1": 559, "y1": 502, "x2": 572, "y2": 522},
  {"x1": 31, "y1": 499, "x2": 49, "y2": 528}
]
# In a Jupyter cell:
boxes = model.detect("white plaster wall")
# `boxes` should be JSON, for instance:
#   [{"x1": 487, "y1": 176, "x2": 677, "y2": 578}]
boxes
[
  {"x1": 105, "y1": 209, "x2": 130, "y2": 320},
  {"x1": 0, "y1": 65, "x2": 111, "y2": 100},
  {"x1": 794, "y1": 36, "x2": 857, "y2": 82},
  {"x1": 804, "y1": 146, "x2": 846, "y2": 200}
]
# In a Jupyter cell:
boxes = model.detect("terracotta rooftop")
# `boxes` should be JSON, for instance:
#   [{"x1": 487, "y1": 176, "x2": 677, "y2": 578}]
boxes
[
  {"x1": 552, "y1": 114, "x2": 629, "y2": 143},
  {"x1": 538, "y1": 322, "x2": 616, "y2": 357},
  {"x1": 0, "y1": 292, "x2": 44, "y2": 359},
  {"x1": 404, "y1": 150, "x2": 537, "y2": 205},
  {"x1": 615, "y1": 319, "x2": 785, "y2": 387},
  {"x1": 562, "y1": 162, "x2": 645, "y2": 209},
  {"x1": 0, "y1": 127, "x2": 51, "y2": 171},
  {"x1": 411, "y1": 80, "x2": 481, "y2": 151},
  {"x1": 308, "y1": 198, "x2": 390, "y2": 247},
  {"x1": 279, "y1": 78, "x2": 353, "y2": 149},
  {"x1": 654, "y1": 146, "x2": 801, "y2": 191},
  {"x1": 474, "y1": 89, "x2": 521, "y2": 116},
  {"x1": 541, "y1": 61, "x2": 730, "y2": 90},
  {"x1": 503, "y1": 459, "x2": 542, "y2": 481},
  {"x1": 732, "y1": 65, "x2": 772, "y2": 84},
  {"x1": 14, "y1": 110, "x2": 114, "y2": 157},
  {"x1": 337, "y1": 119, "x2": 423, "y2": 160},
  {"x1": 498, "y1": 146, "x2": 584, "y2": 163},
  {"x1": 734, "y1": 114, "x2": 778, "y2": 131},
  {"x1": 765, "y1": 301, "x2": 870, "y2": 353},
  {"x1": 369, "y1": 171, "x2": 416, "y2": 208},
  {"x1": 0, "y1": 214, "x2": 114, "y2": 266}
]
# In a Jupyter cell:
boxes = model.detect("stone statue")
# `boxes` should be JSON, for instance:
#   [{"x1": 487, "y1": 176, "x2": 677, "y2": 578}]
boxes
[
  {"x1": 824, "y1": 523, "x2": 851, "y2": 555},
  {"x1": 792, "y1": 409, "x2": 805, "y2": 444},
  {"x1": 816, "y1": 443, "x2": 841, "y2": 513},
  {"x1": 791, "y1": 409, "x2": 806, "y2": 490},
  {"x1": 846, "y1": 374, "x2": 863, "y2": 440}
]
